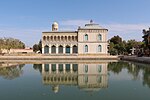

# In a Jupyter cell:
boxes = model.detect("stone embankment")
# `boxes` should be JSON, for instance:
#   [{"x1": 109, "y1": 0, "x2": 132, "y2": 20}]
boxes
[
  {"x1": 121, "y1": 56, "x2": 150, "y2": 64},
  {"x1": 0, "y1": 55, "x2": 119, "y2": 60}
]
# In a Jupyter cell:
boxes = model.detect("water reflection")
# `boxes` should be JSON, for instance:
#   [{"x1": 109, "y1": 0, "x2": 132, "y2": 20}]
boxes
[
  {"x1": 0, "y1": 62, "x2": 24, "y2": 80},
  {"x1": 0, "y1": 61, "x2": 150, "y2": 90},
  {"x1": 108, "y1": 62, "x2": 150, "y2": 88},
  {"x1": 41, "y1": 63, "x2": 108, "y2": 93}
]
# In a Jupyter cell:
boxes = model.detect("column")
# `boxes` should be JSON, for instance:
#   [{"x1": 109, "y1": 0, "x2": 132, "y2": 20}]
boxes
[
  {"x1": 63, "y1": 45, "x2": 66, "y2": 54},
  {"x1": 70, "y1": 44, "x2": 72, "y2": 54},
  {"x1": 42, "y1": 47, "x2": 44, "y2": 54},
  {"x1": 56, "y1": 46, "x2": 58, "y2": 54},
  {"x1": 49, "y1": 46, "x2": 51, "y2": 54}
]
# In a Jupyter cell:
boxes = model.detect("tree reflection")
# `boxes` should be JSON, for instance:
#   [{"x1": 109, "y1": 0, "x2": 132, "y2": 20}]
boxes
[
  {"x1": 142, "y1": 67, "x2": 150, "y2": 88},
  {"x1": 108, "y1": 62, "x2": 128, "y2": 74},
  {"x1": 33, "y1": 64, "x2": 42, "y2": 73},
  {"x1": 0, "y1": 64, "x2": 24, "y2": 80},
  {"x1": 108, "y1": 61, "x2": 150, "y2": 88},
  {"x1": 126, "y1": 63, "x2": 141, "y2": 80}
]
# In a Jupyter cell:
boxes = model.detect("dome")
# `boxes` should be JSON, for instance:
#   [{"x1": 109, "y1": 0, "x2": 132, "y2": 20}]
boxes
[
  {"x1": 53, "y1": 22, "x2": 58, "y2": 26},
  {"x1": 52, "y1": 21, "x2": 59, "y2": 31}
]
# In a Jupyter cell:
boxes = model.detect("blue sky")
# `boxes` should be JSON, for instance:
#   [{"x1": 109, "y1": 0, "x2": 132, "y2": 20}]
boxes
[{"x1": 0, "y1": 0, "x2": 150, "y2": 46}]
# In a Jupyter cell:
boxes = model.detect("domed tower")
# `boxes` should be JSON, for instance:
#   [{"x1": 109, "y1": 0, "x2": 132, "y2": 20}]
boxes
[{"x1": 52, "y1": 22, "x2": 59, "y2": 31}]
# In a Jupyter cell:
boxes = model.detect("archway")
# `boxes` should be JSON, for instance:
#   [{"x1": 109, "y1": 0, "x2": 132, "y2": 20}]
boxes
[
  {"x1": 58, "y1": 45, "x2": 63, "y2": 54},
  {"x1": 65, "y1": 36, "x2": 67, "y2": 41},
  {"x1": 73, "y1": 45, "x2": 78, "y2": 53},
  {"x1": 47, "y1": 36, "x2": 49, "y2": 41},
  {"x1": 44, "y1": 45, "x2": 49, "y2": 54},
  {"x1": 98, "y1": 45, "x2": 102, "y2": 52},
  {"x1": 51, "y1": 45, "x2": 56, "y2": 54},
  {"x1": 51, "y1": 36, "x2": 53, "y2": 41},
  {"x1": 66, "y1": 45, "x2": 70, "y2": 54},
  {"x1": 43, "y1": 36, "x2": 46, "y2": 41},
  {"x1": 84, "y1": 45, "x2": 88, "y2": 53}
]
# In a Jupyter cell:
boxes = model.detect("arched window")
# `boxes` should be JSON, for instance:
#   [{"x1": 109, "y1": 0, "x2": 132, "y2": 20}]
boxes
[
  {"x1": 43, "y1": 36, "x2": 46, "y2": 41},
  {"x1": 66, "y1": 45, "x2": 70, "y2": 54},
  {"x1": 47, "y1": 36, "x2": 49, "y2": 41},
  {"x1": 98, "y1": 34, "x2": 102, "y2": 40},
  {"x1": 58, "y1": 45, "x2": 63, "y2": 53},
  {"x1": 98, "y1": 45, "x2": 102, "y2": 52},
  {"x1": 51, "y1": 36, "x2": 53, "y2": 41},
  {"x1": 84, "y1": 45, "x2": 88, "y2": 52},
  {"x1": 51, "y1": 45, "x2": 56, "y2": 53},
  {"x1": 84, "y1": 34, "x2": 88, "y2": 41},
  {"x1": 73, "y1": 45, "x2": 78, "y2": 53},
  {"x1": 44, "y1": 45, "x2": 49, "y2": 54}
]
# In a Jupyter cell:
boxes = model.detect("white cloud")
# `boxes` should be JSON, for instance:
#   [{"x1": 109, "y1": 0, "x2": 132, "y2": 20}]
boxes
[
  {"x1": 58, "y1": 19, "x2": 150, "y2": 41},
  {"x1": 104, "y1": 23, "x2": 149, "y2": 33},
  {"x1": 59, "y1": 19, "x2": 149, "y2": 33},
  {"x1": 103, "y1": 23, "x2": 150, "y2": 41},
  {"x1": 59, "y1": 19, "x2": 89, "y2": 26}
]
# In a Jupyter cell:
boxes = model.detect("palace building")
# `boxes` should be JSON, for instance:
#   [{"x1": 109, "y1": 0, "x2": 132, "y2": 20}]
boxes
[{"x1": 42, "y1": 20, "x2": 108, "y2": 55}]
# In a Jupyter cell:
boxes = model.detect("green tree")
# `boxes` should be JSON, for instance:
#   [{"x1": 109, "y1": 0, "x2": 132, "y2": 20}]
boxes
[
  {"x1": 0, "y1": 38, "x2": 25, "y2": 53},
  {"x1": 110, "y1": 35, "x2": 122, "y2": 44},
  {"x1": 109, "y1": 35, "x2": 126, "y2": 55},
  {"x1": 142, "y1": 29, "x2": 150, "y2": 56},
  {"x1": 38, "y1": 40, "x2": 42, "y2": 53},
  {"x1": 33, "y1": 40, "x2": 42, "y2": 53}
]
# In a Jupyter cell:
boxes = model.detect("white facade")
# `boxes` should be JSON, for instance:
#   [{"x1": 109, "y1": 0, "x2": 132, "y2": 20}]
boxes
[{"x1": 42, "y1": 20, "x2": 108, "y2": 55}]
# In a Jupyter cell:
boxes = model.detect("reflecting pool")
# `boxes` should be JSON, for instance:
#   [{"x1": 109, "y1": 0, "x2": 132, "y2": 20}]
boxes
[{"x1": 0, "y1": 61, "x2": 150, "y2": 100}]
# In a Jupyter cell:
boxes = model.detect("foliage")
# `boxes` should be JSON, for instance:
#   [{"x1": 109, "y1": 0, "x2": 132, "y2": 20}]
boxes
[
  {"x1": 0, "y1": 37, "x2": 25, "y2": 52},
  {"x1": 33, "y1": 40, "x2": 42, "y2": 53},
  {"x1": 108, "y1": 35, "x2": 143, "y2": 55},
  {"x1": 142, "y1": 29, "x2": 150, "y2": 56}
]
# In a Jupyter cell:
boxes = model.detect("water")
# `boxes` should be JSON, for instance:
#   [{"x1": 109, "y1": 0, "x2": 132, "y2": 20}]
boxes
[{"x1": 0, "y1": 61, "x2": 150, "y2": 100}]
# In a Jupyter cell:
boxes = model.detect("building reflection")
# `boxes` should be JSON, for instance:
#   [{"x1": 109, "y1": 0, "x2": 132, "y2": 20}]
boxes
[{"x1": 42, "y1": 62, "x2": 108, "y2": 93}]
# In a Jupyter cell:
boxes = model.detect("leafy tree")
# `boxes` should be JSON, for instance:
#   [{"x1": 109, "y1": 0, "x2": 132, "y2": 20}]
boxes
[
  {"x1": 109, "y1": 35, "x2": 143, "y2": 55},
  {"x1": 33, "y1": 44, "x2": 39, "y2": 52},
  {"x1": 0, "y1": 38, "x2": 25, "y2": 53},
  {"x1": 110, "y1": 35, "x2": 122, "y2": 44},
  {"x1": 109, "y1": 35, "x2": 126, "y2": 55},
  {"x1": 38, "y1": 40, "x2": 42, "y2": 53},
  {"x1": 33, "y1": 40, "x2": 42, "y2": 53},
  {"x1": 142, "y1": 29, "x2": 150, "y2": 56}
]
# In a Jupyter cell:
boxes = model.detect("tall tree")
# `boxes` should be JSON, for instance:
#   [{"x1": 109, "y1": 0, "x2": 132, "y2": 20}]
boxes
[{"x1": 33, "y1": 40, "x2": 42, "y2": 53}]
